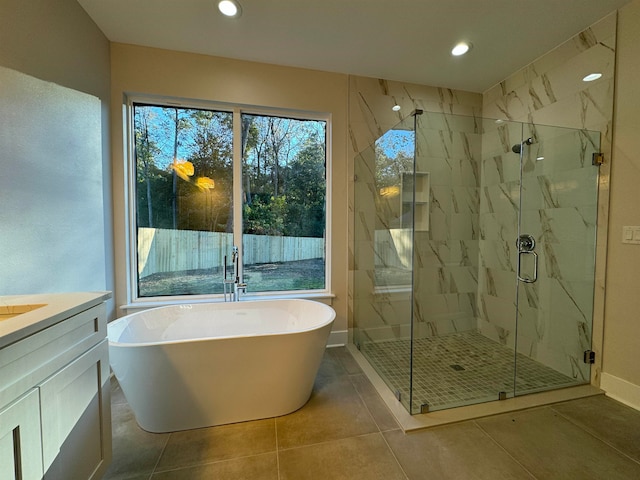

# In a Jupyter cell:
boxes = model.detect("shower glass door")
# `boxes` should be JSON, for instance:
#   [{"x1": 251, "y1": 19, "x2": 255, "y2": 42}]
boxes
[
  {"x1": 353, "y1": 112, "x2": 601, "y2": 416},
  {"x1": 513, "y1": 124, "x2": 600, "y2": 396},
  {"x1": 352, "y1": 114, "x2": 417, "y2": 412}
]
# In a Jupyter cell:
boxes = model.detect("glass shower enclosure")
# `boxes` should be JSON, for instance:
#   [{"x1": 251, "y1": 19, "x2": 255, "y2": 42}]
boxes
[{"x1": 353, "y1": 111, "x2": 600, "y2": 414}]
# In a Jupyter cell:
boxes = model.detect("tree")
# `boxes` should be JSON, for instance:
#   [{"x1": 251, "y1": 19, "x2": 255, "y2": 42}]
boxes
[
  {"x1": 160, "y1": 108, "x2": 192, "y2": 229},
  {"x1": 284, "y1": 136, "x2": 326, "y2": 237},
  {"x1": 375, "y1": 129, "x2": 414, "y2": 188},
  {"x1": 134, "y1": 107, "x2": 162, "y2": 227},
  {"x1": 241, "y1": 115, "x2": 327, "y2": 237},
  {"x1": 184, "y1": 110, "x2": 234, "y2": 232}
]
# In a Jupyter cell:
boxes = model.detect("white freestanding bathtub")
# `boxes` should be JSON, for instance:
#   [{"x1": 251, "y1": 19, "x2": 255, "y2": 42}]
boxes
[{"x1": 108, "y1": 299, "x2": 335, "y2": 432}]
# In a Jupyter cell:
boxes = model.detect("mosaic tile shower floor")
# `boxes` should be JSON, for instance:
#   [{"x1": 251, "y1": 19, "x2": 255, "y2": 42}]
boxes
[{"x1": 361, "y1": 330, "x2": 580, "y2": 414}]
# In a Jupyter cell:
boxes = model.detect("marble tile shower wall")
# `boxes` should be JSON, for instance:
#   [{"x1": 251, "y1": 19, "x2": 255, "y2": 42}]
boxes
[
  {"x1": 480, "y1": 12, "x2": 616, "y2": 379},
  {"x1": 412, "y1": 113, "x2": 482, "y2": 337},
  {"x1": 350, "y1": 77, "x2": 483, "y2": 343},
  {"x1": 479, "y1": 124, "x2": 599, "y2": 381},
  {"x1": 350, "y1": 11, "x2": 615, "y2": 374}
]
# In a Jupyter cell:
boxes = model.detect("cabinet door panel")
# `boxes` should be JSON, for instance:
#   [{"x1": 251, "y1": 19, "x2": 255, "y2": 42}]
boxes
[
  {"x1": 0, "y1": 388, "x2": 43, "y2": 480},
  {"x1": 40, "y1": 340, "x2": 109, "y2": 476}
]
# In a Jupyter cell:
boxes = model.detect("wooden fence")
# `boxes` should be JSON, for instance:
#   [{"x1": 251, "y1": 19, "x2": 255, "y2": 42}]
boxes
[
  {"x1": 137, "y1": 227, "x2": 409, "y2": 279},
  {"x1": 137, "y1": 228, "x2": 325, "y2": 278}
]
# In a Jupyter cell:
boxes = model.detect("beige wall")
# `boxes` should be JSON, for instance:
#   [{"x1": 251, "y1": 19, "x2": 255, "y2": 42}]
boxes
[
  {"x1": 110, "y1": 44, "x2": 350, "y2": 333},
  {"x1": 0, "y1": 0, "x2": 110, "y2": 99},
  {"x1": 0, "y1": 0, "x2": 113, "y2": 312},
  {"x1": 602, "y1": 0, "x2": 640, "y2": 403}
]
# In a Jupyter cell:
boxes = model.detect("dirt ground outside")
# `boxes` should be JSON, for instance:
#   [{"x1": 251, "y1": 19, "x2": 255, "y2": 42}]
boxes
[{"x1": 138, "y1": 258, "x2": 325, "y2": 297}]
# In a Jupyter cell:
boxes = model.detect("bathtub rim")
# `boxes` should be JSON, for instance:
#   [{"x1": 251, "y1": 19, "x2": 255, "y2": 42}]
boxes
[{"x1": 108, "y1": 298, "x2": 336, "y2": 348}]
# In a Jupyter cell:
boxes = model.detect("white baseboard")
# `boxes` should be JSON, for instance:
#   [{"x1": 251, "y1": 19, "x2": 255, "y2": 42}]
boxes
[
  {"x1": 600, "y1": 372, "x2": 640, "y2": 411},
  {"x1": 327, "y1": 330, "x2": 348, "y2": 347}
]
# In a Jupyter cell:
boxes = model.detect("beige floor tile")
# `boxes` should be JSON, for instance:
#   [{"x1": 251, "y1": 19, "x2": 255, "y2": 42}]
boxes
[
  {"x1": 103, "y1": 403, "x2": 169, "y2": 480},
  {"x1": 150, "y1": 453, "x2": 278, "y2": 480},
  {"x1": 476, "y1": 407, "x2": 640, "y2": 479},
  {"x1": 110, "y1": 375, "x2": 128, "y2": 405},
  {"x1": 106, "y1": 476, "x2": 151, "y2": 480},
  {"x1": 384, "y1": 422, "x2": 534, "y2": 479},
  {"x1": 154, "y1": 418, "x2": 276, "y2": 472},
  {"x1": 315, "y1": 348, "x2": 350, "y2": 384},
  {"x1": 276, "y1": 374, "x2": 379, "y2": 449},
  {"x1": 551, "y1": 395, "x2": 640, "y2": 462},
  {"x1": 329, "y1": 346, "x2": 364, "y2": 375},
  {"x1": 278, "y1": 433, "x2": 406, "y2": 480},
  {"x1": 350, "y1": 373, "x2": 400, "y2": 431}
]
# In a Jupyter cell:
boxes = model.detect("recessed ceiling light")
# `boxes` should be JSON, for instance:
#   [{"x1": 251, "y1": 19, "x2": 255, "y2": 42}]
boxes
[
  {"x1": 218, "y1": 0, "x2": 242, "y2": 18},
  {"x1": 392, "y1": 105, "x2": 401, "y2": 112},
  {"x1": 582, "y1": 73, "x2": 602, "y2": 82},
  {"x1": 451, "y1": 42, "x2": 471, "y2": 56}
]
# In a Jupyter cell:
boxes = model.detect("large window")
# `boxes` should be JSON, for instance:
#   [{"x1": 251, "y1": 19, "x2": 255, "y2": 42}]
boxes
[{"x1": 130, "y1": 99, "x2": 328, "y2": 300}]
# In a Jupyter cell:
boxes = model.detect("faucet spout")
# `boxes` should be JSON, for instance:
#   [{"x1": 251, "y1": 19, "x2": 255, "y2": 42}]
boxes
[{"x1": 223, "y1": 246, "x2": 247, "y2": 301}]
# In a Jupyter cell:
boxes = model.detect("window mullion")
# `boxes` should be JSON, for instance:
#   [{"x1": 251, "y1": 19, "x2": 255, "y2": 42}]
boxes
[{"x1": 232, "y1": 108, "x2": 244, "y2": 280}]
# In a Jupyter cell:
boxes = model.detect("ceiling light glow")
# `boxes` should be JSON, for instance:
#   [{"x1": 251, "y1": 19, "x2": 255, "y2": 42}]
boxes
[
  {"x1": 451, "y1": 42, "x2": 471, "y2": 56},
  {"x1": 582, "y1": 73, "x2": 602, "y2": 82},
  {"x1": 218, "y1": 0, "x2": 241, "y2": 18}
]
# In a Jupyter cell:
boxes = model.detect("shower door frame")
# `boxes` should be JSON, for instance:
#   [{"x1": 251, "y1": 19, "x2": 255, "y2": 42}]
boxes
[
  {"x1": 511, "y1": 124, "x2": 601, "y2": 399},
  {"x1": 352, "y1": 112, "x2": 603, "y2": 417}
]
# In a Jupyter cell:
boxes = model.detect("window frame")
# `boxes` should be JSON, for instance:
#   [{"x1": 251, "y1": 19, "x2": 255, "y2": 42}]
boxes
[{"x1": 124, "y1": 94, "x2": 332, "y2": 305}]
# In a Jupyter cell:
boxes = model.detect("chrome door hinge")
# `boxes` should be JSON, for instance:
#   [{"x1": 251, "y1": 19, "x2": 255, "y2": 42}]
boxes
[{"x1": 584, "y1": 350, "x2": 596, "y2": 364}]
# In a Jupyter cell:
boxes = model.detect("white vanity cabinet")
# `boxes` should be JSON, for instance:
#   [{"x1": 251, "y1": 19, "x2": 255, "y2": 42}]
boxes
[
  {"x1": 0, "y1": 293, "x2": 111, "y2": 480},
  {"x1": 0, "y1": 389, "x2": 43, "y2": 480}
]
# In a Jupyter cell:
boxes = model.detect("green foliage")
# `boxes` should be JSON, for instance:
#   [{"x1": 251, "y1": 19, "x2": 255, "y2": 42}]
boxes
[
  {"x1": 134, "y1": 105, "x2": 326, "y2": 239},
  {"x1": 243, "y1": 195, "x2": 286, "y2": 235},
  {"x1": 283, "y1": 140, "x2": 326, "y2": 237}
]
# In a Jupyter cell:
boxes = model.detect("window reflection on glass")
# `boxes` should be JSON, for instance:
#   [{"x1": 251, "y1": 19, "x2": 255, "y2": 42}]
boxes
[
  {"x1": 133, "y1": 104, "x2": 233, "y2": 297},
  {"x1": 241, "y1": 114, "x2": 327, "y2": 292},
  {"x1": 132, "y1": 104, "x2": 328, "y2": 298}
]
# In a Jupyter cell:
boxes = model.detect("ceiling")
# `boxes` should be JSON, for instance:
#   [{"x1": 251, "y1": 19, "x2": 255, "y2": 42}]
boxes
[{"x1": 77, "y1": 0, "x2": 631, "y2": 93}]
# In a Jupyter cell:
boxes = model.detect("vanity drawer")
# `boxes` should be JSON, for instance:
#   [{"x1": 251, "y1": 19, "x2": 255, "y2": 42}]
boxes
[{"x1": 0, "y1": 303, "x2": 106, "y2": 410}]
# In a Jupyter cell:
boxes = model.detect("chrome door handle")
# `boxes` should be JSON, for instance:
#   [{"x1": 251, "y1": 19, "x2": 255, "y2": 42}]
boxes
[{"x1": 517, "y1": 250, "x2": 538, "y2": 283}]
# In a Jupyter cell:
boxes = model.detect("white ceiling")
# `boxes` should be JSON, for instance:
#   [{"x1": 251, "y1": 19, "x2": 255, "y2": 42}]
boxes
[{"x1": 77, "y1": 0, "x2": 631, "y2": 93}]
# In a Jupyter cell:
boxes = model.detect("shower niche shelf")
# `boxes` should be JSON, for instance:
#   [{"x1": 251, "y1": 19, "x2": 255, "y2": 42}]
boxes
[{"x1": 401, "y1": 171, "x2": 430, "y2": 231}]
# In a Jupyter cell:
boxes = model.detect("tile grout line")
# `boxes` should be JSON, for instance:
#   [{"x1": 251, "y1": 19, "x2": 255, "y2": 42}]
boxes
[
  {"x1": 347, "y1": 371, "x2": 386, "y2": 433},
  {"x1": 149, "y1": 452, "x2": 278, "y2": 476},
  {"x1": 550, "y1": 405, "x2": 640, "y2": 467},
  {"x1": 362, "y1": 332, "x2": 579, "y2": 411},
  {"x1": 377, "y1": 428, "x2": 411, "y2": 480},
  {"x1": 275, "y1": 417, "x2": 282, "y2": 480},
  {"x1": 278, "y1": 431, "x2": 385, "y2": 453},
  {"x1": 472, "y1": 418, "x2": 540, "y2": 480},
  {"x1": 345, "y1": 363, "x2": 410, "y2": 480},
  {"x1": 338, "y1": 347, "x2": 401, "y2": 434},
  {"x1": 149, "y1": 432, "x2": 171, "y2": 478},
  {"x1": 338, "y1": 347, "x2": 400, "y2": 434}
]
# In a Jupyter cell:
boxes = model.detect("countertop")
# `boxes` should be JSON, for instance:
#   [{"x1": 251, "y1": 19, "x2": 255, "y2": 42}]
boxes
[{"x1": 0, "y1": 291, "x2": 112, "y2": 349}]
